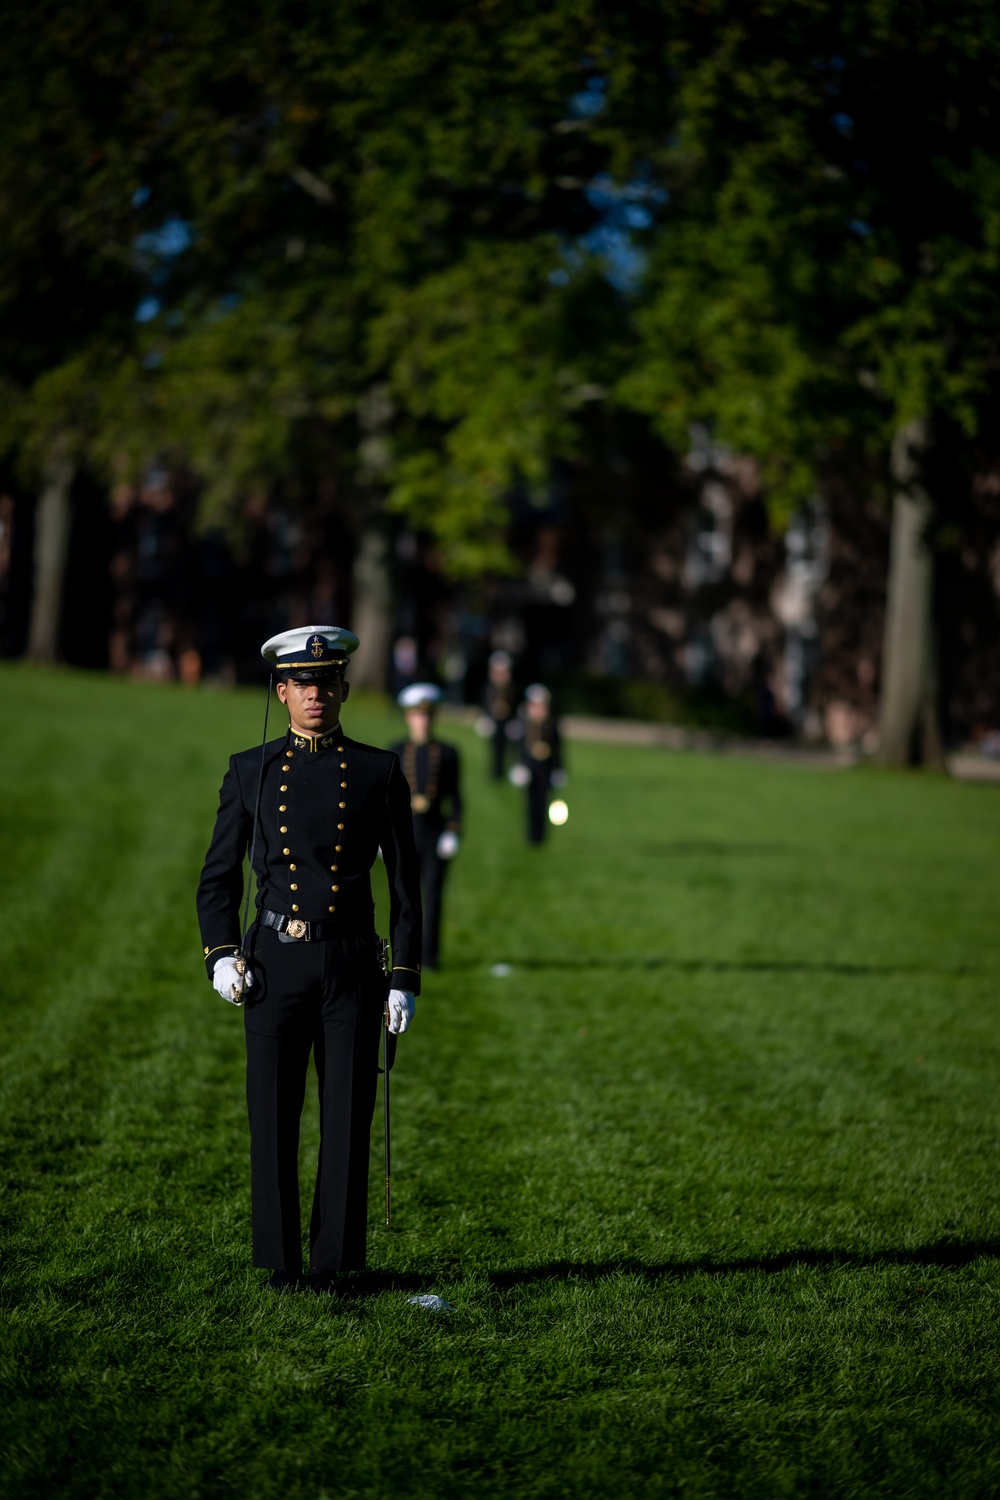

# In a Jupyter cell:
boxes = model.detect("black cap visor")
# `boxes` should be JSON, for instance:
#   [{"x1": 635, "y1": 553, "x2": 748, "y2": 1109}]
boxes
[{"x1": 278, "y1": 664, "x2": 347, "y2": 684}]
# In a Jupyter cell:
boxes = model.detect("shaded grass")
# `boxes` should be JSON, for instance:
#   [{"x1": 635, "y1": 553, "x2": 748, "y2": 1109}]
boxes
[{"x1": 0, "y1": 665, "x2": 998, "y2": 1498}]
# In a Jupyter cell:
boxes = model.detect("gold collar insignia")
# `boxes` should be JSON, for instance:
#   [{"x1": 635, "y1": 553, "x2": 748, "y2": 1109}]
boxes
[{"x1": 290, "y1": 726, "x2": 343, "y2": 753}]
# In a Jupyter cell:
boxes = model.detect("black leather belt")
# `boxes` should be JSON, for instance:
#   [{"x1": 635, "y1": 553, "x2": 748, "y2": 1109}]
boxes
[{"x1": 260, "y1": 908, "x2": 337, "y2": 942}]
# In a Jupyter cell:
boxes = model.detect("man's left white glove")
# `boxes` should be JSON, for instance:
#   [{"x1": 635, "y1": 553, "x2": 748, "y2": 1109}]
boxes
[
  {"x1": 213, "y1": 955, "x2": 254, "y2": 1005},
  {"x1": 436, "y1": 830, "x2": 460, "y2": 860},
  {"x1": 387, "y1": 989, "x2": 415, "y2": 1034}
]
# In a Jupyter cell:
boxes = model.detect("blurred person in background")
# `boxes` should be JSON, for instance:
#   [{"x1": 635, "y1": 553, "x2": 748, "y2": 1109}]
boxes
[
  {"x1": 197, "y1": 627, "x2": 421, "y2": 1293},
  {"x1": 478, "y1": 649, "x2": 517, "y2": 780},
  {"x1": 390, "y1": 635, "x2": 420, "y2": 698},
  {"x1": 392, "y1": 682, "x2": 463, "y2": 970},
  {"x1": 509, "y1": 683, "x2": 566, "y2": 845}
]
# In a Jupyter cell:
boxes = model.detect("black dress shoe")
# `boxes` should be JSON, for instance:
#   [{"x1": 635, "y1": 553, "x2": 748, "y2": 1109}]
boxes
[
  {"x1": 266, "y1": 1269, "x2": 302, "y2": 1291},
  {"x1": 307, "y1": 1270, "x2": 338, "y2": 1294}
]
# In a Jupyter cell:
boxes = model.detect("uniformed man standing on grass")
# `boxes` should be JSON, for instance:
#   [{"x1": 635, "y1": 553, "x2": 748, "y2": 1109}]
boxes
[
  {"x1": 480, "y1": 649, "x2": 516, "y2": 780},
  {"x1": 391, "y1": 682, "x2": 462, "y2": 970},
  {"x1": 197, "y1": 627, "x2": 421, "y2": 1293},
  {"x1": 510, "y1": 683, "x2": 566, "y2": 845}
]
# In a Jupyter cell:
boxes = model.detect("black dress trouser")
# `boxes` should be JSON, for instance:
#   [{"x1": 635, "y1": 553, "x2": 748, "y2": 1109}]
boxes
[
  {"x1": 242, "y1": 925, "x2": 384, "y2": 1274},
  {"x1": 527, "y1": 767, "x2": 549, "y2": 844},
  {"x1": 491, "y1": 721, "x2": 508, "y2": 780},
  {"x1": 414, "y1": 817, "x2": 448, "y2": 969}
]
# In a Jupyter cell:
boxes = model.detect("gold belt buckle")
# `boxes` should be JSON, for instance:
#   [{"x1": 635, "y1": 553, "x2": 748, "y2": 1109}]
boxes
[{"x1": 285, "y1": 918, "x2": 308, "y2": 940}]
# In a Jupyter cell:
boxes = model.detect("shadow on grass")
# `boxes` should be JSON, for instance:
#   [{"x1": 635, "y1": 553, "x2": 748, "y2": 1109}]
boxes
[
  {"x1": 639, "y1": 841, "x2": 795, "y2": 857},
  {"x1": 8, "y1": 1242, "x2": 994, "y2": 1309},
  {"x1": 341, "y1": 1239, "x2": 1000, "y2": 1298},
  {"x1": 447, "y1": 957, "x2": 980, "y2": 978}
]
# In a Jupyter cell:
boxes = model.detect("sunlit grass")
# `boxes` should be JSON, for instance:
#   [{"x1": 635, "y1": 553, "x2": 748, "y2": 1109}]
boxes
[{"x1": 1, "y1": 665, "x2": 998, "y2": 1498}]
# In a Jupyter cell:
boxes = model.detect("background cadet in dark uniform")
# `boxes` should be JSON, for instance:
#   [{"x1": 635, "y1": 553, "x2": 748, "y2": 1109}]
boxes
[
  {"x1": 479, "y1": 649, "x2": 516, "y2": 780},
  {"x1": 510, "y1": 682, "x2": 566, "y2": 845},
  {"x1": 197, "y1": 626, "x2": 421, "y2": 1293},
  {"x1": 391, "y1": 683, "x2": 462, "y2": 970}
]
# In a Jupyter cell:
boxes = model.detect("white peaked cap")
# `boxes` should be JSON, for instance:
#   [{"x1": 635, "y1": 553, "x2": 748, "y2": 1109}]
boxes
[
  {"x1": 397, "y1": 682, "x2": 443, "y2": 709},
  {"x1": 525, "y1": 682, "x2": 551, "y2": 703},
  {"x1": 261, "y1": 626, "x2": 360, "y2": 669}
]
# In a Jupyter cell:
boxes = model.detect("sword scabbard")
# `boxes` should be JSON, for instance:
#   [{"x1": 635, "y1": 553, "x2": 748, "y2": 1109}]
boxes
[{"x1": 378, "y1": 935, "x2": 393, "y2": 1228}]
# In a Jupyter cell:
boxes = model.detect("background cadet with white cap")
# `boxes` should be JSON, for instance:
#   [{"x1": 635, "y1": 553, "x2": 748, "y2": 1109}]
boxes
[
  {"x1": 510, "y1": 683, "x2": 566, "y2": 845},
  {"x1": 196, "y1": 626, "x2": 421, "y2": 1292},
  {"x1": 391, "y1": 682, "x2": 462, "y2": 970}
]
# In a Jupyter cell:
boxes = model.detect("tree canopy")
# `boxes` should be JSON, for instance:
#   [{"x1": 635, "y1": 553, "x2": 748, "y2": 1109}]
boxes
[
  {"x1": 620, "y1": 1, "x2": 1000, "y2": 514},
  {"x1": 2, "y1": 0, "x2": 999, "y2": 572}
]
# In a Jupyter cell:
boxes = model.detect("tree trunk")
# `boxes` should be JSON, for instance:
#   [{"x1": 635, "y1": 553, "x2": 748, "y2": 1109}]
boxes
[
  {"x1": 26, "y1": 450, "x2": 75, "y2": 663},
  {"x1": 875, "y1": 419, "x2": 943, "y2": 767},
  {"x1": 349, "y1": 524, "x2": 393, "y2": 691}
]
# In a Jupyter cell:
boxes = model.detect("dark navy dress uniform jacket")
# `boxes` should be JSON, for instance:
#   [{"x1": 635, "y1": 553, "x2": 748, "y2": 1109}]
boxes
[{"x1": 197, "y1": 728, "x2": 422, "y2": 994}]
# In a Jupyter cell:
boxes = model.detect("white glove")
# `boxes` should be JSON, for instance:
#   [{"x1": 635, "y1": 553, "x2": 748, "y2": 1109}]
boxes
[
  {"x1": 436, "y1": 830, "x2": 460, "y2": 860},
  {"x1": 551, "y1": 769, "x2": 568, "y2": 788},
  {"x1": 213, "y1": 956, "x2": 254, "y2": 1005},
  {"x1": 387, "y1": 989, "x2": 415, "y2": 1034},
  {"x1": 509, "y1": 764, "x2": 530, "y2": 787}
]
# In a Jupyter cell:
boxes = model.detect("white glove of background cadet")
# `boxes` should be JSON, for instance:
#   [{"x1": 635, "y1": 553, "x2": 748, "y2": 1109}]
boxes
[
  {"x1": 387, "y1": 989, "x2": 415, "y2": 1034},
  {"x1": 213, "y1": 956, "x2": 254, "y2": 1005},
  {"x1": 436, "y1": 830, "x2": 460, "y2": 860}
]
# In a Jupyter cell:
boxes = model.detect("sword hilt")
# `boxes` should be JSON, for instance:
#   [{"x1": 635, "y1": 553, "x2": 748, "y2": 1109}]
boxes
[{"x1": 233, "y1": 953, "x2": 248, "y2": 1007}]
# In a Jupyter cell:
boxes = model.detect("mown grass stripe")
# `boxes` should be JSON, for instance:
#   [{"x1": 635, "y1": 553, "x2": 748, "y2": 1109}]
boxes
[{"x1": 0, "y1": 666, "x2": 997, "y2": 1499}]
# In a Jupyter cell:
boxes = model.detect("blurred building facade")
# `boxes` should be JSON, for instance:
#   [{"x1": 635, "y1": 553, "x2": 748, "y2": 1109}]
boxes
[{"x1": 2, "y1": 437, "x2": 1000, "y2": 750}]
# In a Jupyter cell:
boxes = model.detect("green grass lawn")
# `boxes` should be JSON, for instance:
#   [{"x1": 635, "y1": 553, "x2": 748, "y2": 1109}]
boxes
[{"x1": 1, "y1": 665, "x2": 998, "y2": 1499}]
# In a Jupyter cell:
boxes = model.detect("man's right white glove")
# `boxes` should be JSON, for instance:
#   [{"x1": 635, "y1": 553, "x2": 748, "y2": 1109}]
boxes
[
  {"x1": 213, "y1": 956, "x2": 254, "y2": 1005},
  {"x1": 386, "y1": 989, "x2": 415, "y2": 1034}
]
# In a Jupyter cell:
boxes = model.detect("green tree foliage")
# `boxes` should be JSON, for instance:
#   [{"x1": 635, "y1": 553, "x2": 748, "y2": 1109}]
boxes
[
  {"x1": 370, "y1": 244, "x2": 620, "y2": 573},
  {"x1": 617, "y1": 0, "x2": 1000, "y2": 516},
  {"x1": 605, "y1": 0, "x2": 1000, "y2": 759},
  {"x1": 2, "y1": 0, "x2": 999, "y2": 584},
  {"x1": 84, "y1": 0, "x2": 638, "y2": 569},
  {"x1": 0, "y1": 4, "x2": 155, "y2": 475}
]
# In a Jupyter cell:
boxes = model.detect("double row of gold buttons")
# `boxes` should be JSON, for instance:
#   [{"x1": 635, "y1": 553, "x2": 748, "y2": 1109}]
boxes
[{"x1": 279, "y1": 745, "x2": 349, "y2": 914}]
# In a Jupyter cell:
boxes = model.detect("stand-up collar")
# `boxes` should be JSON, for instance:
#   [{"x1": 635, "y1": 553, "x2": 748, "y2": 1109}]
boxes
[{"x1": 288, "y1": 724, "x2": 344, "y2": 753}]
